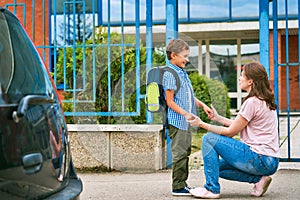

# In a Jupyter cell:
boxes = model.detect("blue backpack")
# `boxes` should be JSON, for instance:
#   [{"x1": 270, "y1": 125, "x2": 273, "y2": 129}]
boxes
[{"x1": 145, "y1": 66, "x2": 180, "y2": 119}]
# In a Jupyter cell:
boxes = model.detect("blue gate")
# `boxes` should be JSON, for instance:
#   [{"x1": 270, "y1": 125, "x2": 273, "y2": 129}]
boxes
[
  {"x1": 49, "y1": 0, "x2": 142, "y2": 120},
  {"x1": 271, "y1": 0, "x2": 300, "y2": 162},
  {"x1": 3, "y1": 0, "x2": 142, "y2": 123},
  {"x1": 2, "y1": 0, "x2": 299, "y2": 162}
]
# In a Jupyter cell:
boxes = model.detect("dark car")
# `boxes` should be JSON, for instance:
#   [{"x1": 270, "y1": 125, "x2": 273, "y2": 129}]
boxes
[{"x1": 0, "y1": 8, "x2": 82, "y2": 200}]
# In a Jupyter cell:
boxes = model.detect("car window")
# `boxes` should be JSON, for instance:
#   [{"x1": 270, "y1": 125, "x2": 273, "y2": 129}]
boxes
[
  {"x1": 0, "y1": 12, "x2": 13, "y2": 93},
  {"x1": 1, "y1": 12, "x2": 52, "y2": 104}
]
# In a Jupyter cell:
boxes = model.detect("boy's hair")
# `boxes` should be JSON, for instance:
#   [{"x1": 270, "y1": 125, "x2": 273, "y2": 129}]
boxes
[{"x1": 166, "y1": 39, "x2": 189, "y2": 60}]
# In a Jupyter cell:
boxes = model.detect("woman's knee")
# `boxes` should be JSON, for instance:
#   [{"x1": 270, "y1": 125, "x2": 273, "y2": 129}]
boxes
[
  {"x1": 202, "y1": 132, "x2": 218, "y2": 144},
  {"x1": 201, "y1": 133, "x2": 219, "y2": 155},
  {"x1": 261, "y1": 156, "x2": 279, "y2": 175}
]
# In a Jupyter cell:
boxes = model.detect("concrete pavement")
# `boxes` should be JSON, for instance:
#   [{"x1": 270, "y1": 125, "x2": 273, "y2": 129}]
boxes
[
  {"x1": 78, "y1": 116, "x2": 300, "y2": 200},
  {"x1": 78, "y1": 163, "x2": 300, "y2": 200}
]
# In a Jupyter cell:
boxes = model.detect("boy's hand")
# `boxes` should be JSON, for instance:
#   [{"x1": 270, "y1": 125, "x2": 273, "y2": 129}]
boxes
[
  {"x1": 183, "y1": 112, "x2": 195, "y2": 121},
  {"x1": 203, "y1": 104, "x2": 213, "y2": 118}
]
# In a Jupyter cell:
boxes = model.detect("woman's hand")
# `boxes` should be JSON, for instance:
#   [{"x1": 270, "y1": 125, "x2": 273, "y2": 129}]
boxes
[
  {"x1": 208, "y1": 104, "x2": 220, "y2": 121},
  {"x1": 186, "y1": 114, "x2": 203, "y2": 127}
]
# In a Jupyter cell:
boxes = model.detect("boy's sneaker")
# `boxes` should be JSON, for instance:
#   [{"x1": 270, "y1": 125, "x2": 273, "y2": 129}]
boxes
[
  {"x1": 186, "y1": 185, "x2": 195, "y2": 190},
  {"x1": 172, "y1": 186, "x2": 192, "y2": 196}
]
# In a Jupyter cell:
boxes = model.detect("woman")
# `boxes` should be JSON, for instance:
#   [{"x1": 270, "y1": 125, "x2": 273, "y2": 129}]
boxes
[{"x1": 187, "y1": 62, "x2": 280, "y2": 199}]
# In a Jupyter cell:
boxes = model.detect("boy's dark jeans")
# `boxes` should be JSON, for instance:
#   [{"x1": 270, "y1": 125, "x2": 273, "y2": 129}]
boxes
[{"x1": 168, "y1": 125, "x2": 192, "y2": 190}]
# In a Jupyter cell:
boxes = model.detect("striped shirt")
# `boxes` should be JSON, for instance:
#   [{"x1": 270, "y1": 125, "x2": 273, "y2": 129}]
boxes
[{"x1": 162, "y1": 64, "x2": 197, "y2": 130}]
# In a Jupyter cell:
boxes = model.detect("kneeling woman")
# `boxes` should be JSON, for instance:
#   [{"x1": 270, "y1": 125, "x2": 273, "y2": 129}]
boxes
[{"x1": 187, "y1": 62, "x2": 280, "y2": 199}]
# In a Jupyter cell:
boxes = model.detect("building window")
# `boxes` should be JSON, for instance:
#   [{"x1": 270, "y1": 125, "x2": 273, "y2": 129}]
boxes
[{"x1": 200, "y1": 39, "x2": 260, "y2": 111}]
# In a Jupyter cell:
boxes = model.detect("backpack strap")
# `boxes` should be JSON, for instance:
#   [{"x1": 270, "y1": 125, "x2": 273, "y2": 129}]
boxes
[
  {"x1": 161, "y1": 66, "x2": 181, "y2": 129},
  {"x1": 162, "y1": 67, "x2": 180, "y2": 96}
]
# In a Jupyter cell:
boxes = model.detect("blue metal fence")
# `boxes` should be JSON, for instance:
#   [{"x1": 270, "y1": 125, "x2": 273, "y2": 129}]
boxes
[
  {"x1": 51, "y1": 0, "x2": 141, "y2": 118},
  {"x1": 271, "y1": 0, "x2": 300, "y2": 162},
  {"x1": 2, "y1": 0, "x2": 299, "y2": 162}
]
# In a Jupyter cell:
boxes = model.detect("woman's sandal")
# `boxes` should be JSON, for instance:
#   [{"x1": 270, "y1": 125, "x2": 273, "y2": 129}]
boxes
[
  {"x1": 251, "y1": 176, "x2": 272, "y2": 197},
  {"x1": 190, "y1": 187, "x2": 220, "y2": 199}
]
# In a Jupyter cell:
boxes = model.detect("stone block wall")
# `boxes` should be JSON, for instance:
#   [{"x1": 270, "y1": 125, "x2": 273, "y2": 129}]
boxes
[{"x1": 67, "y1": 124, "x2": 165, "y2": 172}]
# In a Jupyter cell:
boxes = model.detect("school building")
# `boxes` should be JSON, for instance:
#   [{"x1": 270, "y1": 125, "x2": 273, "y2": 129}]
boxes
[{"x1": 1, "y1": 0, "x2": 299, "y2": 114}]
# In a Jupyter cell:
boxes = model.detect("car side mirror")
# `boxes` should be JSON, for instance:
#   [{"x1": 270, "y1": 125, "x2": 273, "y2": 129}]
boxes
[{"x1": 12, "y1": 95, "x2": 56, "y2": 123}]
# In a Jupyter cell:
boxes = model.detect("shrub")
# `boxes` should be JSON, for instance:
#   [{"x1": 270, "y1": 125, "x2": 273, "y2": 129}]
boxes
[{"x1": 189, "y1": 72, "x2": 231, "y2": 126}]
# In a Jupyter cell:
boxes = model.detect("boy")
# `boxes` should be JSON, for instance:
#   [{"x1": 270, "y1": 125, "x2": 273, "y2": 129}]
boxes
[{"x1": 163, "y1": 39, "x2": 212, "y2": 196}]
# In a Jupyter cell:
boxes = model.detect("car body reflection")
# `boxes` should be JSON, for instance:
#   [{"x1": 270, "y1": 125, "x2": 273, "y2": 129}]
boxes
[{"x1": 0, "y1": 7, "x2": 82, "y2": 200}]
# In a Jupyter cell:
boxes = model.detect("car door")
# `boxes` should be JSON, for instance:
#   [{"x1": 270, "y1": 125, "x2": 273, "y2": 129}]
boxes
[{"x1": 0, "y1": 8, "x2": 70, "y2": 199}]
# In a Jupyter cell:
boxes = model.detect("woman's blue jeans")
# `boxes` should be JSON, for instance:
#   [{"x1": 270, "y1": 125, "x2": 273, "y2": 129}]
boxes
[{"x1": 202, "y1": 133, "x2": 279, "y2": 194}]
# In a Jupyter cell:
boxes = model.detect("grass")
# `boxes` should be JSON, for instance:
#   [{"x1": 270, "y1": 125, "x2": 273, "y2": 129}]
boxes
[{"x1": 191, "y1": 131, "x2": 204, "y2": 154}]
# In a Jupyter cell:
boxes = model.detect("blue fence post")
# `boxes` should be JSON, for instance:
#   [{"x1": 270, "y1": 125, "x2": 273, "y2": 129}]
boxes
[
  {"x1": 146, "y1": 0, "x2": 153, "y2": 124},
  {"x1": 166, "y1": 0, "x2": 178, "y2": 42},
  {"x1": 272, "y1": 0, "x2": 279, "y2": 109},
  {"x1": 97, "y1": 0, "x2": 102, "y2": 26},
  {"x1": 165, "y1": 0, "x2": 178, "y2": 168},
  {"x1": 259, "y1": 0, "x2": 270, "y2": 76},
  {"x1": 284, "y1": 0, "x2": 291, "y2": 160}
]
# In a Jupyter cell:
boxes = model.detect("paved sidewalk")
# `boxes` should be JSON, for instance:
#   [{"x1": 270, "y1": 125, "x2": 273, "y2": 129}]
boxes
[
  {"x1": 78, "y1": 163, "x2": 300, "y2": 200},
  {"x1": 78, "y1": 116, "x2": 300, "y2": 199}
]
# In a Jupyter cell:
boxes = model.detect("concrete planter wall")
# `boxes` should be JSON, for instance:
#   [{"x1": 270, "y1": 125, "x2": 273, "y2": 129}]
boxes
[{"x1": 67, "y1": 124, "x2": 165, "y2": 172}]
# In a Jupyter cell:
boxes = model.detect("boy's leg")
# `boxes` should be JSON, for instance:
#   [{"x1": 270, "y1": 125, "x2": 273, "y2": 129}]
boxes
[{"x1": 168, "y1": 125, "x2": 191, "y2": 190}]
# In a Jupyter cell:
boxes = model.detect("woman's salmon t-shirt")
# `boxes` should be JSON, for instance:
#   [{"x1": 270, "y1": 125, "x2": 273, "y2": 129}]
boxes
[{"x1": 238, "y1": 97, "x2": 280, "y2": 158}]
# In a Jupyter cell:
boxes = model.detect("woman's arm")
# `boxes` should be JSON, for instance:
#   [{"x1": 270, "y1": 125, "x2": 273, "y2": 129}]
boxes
[
  {"x1": 208, "y1": 104, "x2": 233, "y2": 127},
  {"x1": 188, "y1": 114, "x2": 248, "y2": 138},
  {"x1": 213, "y1": 113, "x2": 234, "y2": 127}
]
